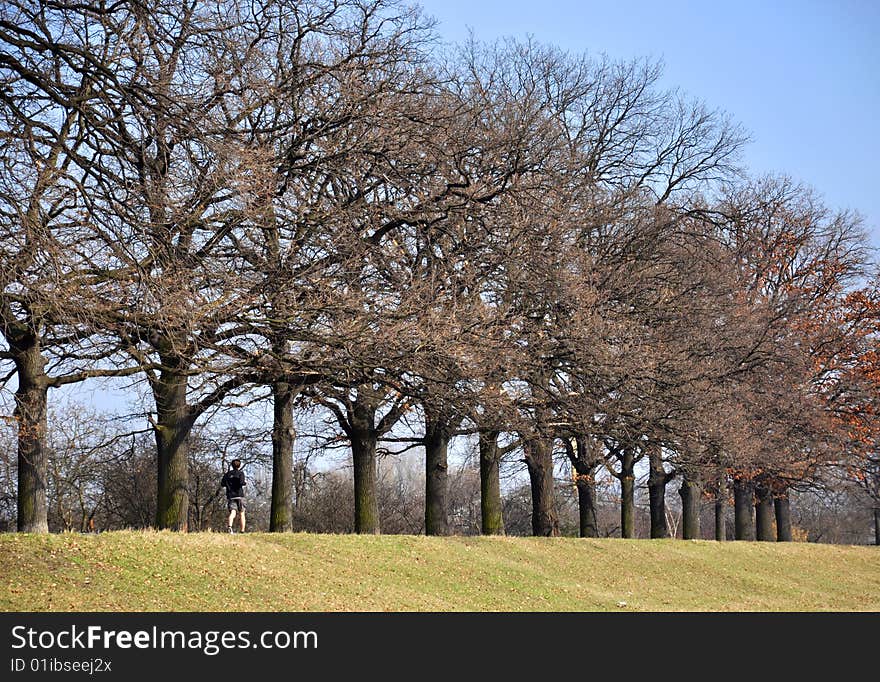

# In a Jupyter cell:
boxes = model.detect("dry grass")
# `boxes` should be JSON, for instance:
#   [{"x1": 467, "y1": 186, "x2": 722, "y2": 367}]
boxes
[{"x1": 1, "y1": 531, "x2": 877, "y2": 611}]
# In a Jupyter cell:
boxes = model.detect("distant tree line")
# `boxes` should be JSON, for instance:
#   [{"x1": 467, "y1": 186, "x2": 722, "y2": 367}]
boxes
[{"x1": 1, "y1": 0, "x2": 878, "y2": 543}]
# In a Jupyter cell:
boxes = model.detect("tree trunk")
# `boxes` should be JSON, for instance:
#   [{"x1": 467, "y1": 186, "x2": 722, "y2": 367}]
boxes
[
  {"x1": 874, "y1": 507, "x2": 880, "y2": 546},
  {"x1": 566, "y1": 436, "x2": 600, "y2": 538},
  {"x1": 424, "y1": 412, "x2": 450, "y2": 536},
  {"x1": 270, "y1": 381, "x2": 297, "y2": 532},
  {"x1": 647, "y1": 446, "x2": 668, "y2": 538},
  {"x1": 524, "y1": 439, "x2": 559, "y2": 537},
  {"x1": 14, "y1": 340, "x2": 49, "y2": 533},
  {"x1": 754, "y1": 482, "x2": 775, "y2": 541},
  {"x1": 679, "y1": 476, "x2": 701, "y2": 540},
  {"x1": 619, "y1": 449, "x2": 635, "y2": 539},
  {"x1": 152, "y1": 364, "x2": 192, "y2": 531},
  {"x1": 478, "y1": 430, "x2": 504, "y2": 535},
  {"x1": 576, "y1": 478, "x2": 599, "y2": 538},
  {"x1": 733, "y1": 477, "x2": 755, "y2": 540},
  {"x1": 351, "y1": 431, "x2": 380, "y2": 534},
  {"x1": 774, "y1": 491, "x2": 792, "y2": 542},
  {"x1": 714, "y1": 483, "x2": 727, "y2": 541}
]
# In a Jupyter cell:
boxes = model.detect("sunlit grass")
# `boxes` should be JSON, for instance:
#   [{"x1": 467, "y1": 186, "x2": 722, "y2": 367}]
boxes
[{"x1": 1, "y1": 531, "x2": 877, "y2": 611}]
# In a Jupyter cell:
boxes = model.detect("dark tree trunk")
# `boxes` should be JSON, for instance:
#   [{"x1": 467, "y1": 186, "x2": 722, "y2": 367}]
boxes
[
  {"x1": 576, "y1": 478, "x2": 599, "y2": 538},
  {"x1": 619, "y1": 449, "x2": 636, "y2": 539},
  {"x1": 152, "y1": 363, "x2": 192, "y2": 531},
  {"x1": 566, "y1": 436, "x2": 600, "y2": 538},
  {"x1": 714, "y1": 483, "x2": 727, "y2": 541},
  {"x1": 647, "y1": 446, "x2": 668, "y2": 538},
  {"x1": 524, "y1": 439, "x2": 559, "y2": 537},
  {"x1": 755, "y1": 482, "x2": 775, "y2": 542},
  {"x1": 424, "y1": 412, "x2": 451, "y2": 536},
  {"x1": 774, "y1": 491, "x2": 792, "y2": 542},
  {"x1": 13, "y1": 340, "x2": 49, "y2": 533},
  {"x1": 351, "y1": 431, "x2": 380, "y2": 534},
  {"x1": 874, "y1": 507, "x2": 880, "y2": 546},
  {"x1": 733, "y1": 477, "x2": 755, "y2": 540},
  {"x1": 478, "y1": 430, "x2": 504, "y2": 535},
  {"x1": 679, "y1": 476, "x2": 701, "y2": 540},
  {"x1": 270, "y1": 381, "x2": 297, "y2": 532}
]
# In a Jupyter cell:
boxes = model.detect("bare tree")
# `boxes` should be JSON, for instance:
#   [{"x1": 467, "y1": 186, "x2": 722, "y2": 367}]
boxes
[{"x1": 0, "y1": 1, "x2": 151, "y2": 531}]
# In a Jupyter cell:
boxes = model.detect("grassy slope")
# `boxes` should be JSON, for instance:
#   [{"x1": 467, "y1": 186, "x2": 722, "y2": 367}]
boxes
[{"x1": 1, "y1": 531, "x2": 877, "y2": 612}]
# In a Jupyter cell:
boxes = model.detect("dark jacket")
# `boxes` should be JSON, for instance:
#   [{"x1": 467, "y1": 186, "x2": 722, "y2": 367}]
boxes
[{"x1": 221, "y1": 469, "x2": 246, "y2": 499}]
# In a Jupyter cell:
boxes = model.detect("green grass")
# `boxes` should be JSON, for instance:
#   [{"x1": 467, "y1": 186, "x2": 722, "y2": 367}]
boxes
[{"x1": 1, "y1": 531, "x2": 877, "y2": 611}]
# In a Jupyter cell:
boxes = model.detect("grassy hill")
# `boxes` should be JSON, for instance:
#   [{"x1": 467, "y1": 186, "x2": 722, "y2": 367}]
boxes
[{"x1": 1, "y1": 531, "x2": 877, "y2": 611}]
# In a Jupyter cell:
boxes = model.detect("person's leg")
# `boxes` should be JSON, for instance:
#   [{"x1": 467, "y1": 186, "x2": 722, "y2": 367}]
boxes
[
  {"x1": 239, "y1": 510, "x2": 246, "y2": 532},
  {"x1": 228, "y1": 508, "x2": 236, "y2": 532}
]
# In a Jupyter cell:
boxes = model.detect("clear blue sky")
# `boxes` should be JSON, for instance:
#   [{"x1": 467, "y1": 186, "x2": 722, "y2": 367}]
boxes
[{"x1": 416, "y1": 0, "x2": 880, "y2": 247}]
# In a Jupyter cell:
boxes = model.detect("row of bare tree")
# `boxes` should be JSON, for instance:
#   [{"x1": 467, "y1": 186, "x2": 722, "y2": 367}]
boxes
[
  {"x1": 2, "y1": 0, "x2": 878, "y2": 539},
  {"x1": 2, "y1": 407, "x2": 874, "y2": 542}
]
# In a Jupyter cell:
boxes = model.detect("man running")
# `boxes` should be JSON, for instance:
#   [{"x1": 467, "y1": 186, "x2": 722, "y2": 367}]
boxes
[{"x1": 221, "y1": 459, "x2": 246, "y2": 533}]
